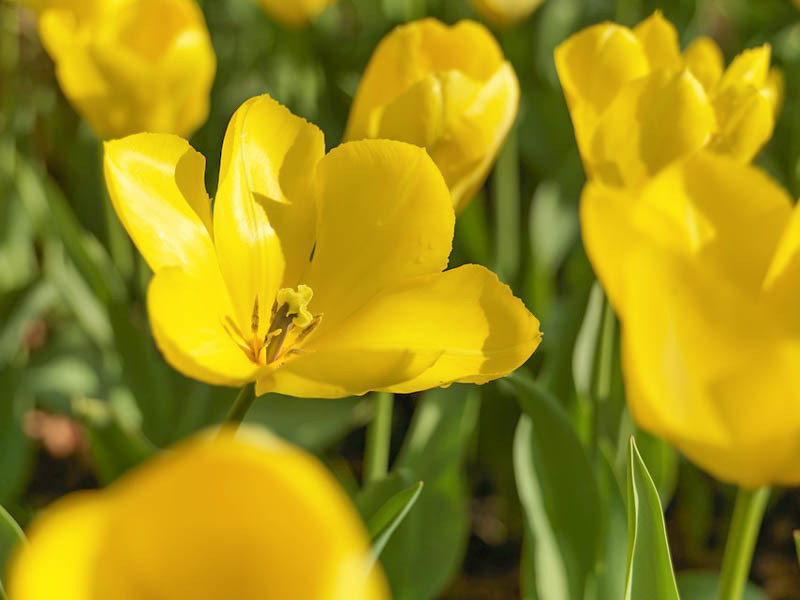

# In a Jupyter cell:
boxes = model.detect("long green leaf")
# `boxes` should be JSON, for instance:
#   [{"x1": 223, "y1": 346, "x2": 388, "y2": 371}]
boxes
[
  {"x1": 625, "y1": 437, "x2": 680, "y2": 600},
  {"x1": 510, "y1": 371, "x2": 601, "y2": 600},
  {"x1": 677, "y1": 570, "x2": 767, "y2": 600},
  {"x1": 368, "y1": 481, "x2": 423, "y2": 559},
  {"x1": 0, "y1": 502, "x2": 25, "y2": 594}
]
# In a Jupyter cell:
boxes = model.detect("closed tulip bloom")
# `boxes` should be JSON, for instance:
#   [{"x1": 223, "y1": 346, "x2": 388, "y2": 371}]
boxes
[
  {"x1": 471, "y1": 0, "x2": 545, "y2": 28},
  {"x1": 555, "y1": 11, "x2": 782, "y2": 188},
  {"x1": 8, "y1": 427, "x2": 388, "y2": 599},
  {"x1": 582, "y1": 151, "x2": 800, "y2": 488},
  {"x1": 345, "y1": 19, "x2": 519, "y2": 213},
  {"x1": 256, "y1": 0, "x2": 335, "y2": 27},
  {"x1": 27, "y1": 0, "x2": 216, "y2": 138},
  {"x1": 103, "y1": 94, "x2": 541, "y2": 398}
]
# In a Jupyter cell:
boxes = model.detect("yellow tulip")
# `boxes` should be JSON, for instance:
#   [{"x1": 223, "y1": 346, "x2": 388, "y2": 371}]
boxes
[
  {"x1": 256, "y1": 0, "x2": 336, "y2": 27},
  {"x1": 103, "y1": 94, "x2": 541, "y2": 398},
  {"x1": 8, "y1": 427, "x2": 389, "y2": 599},
  {"x1": 471, "y1": 0, "x2": 545, "y2": 28},
  {"x1": 582, "y1": 150, "x2": 800, "y2": 488},
  {"x1": 555, "y1": 11, "x2": 782, "y2": 188},
  {"x1": 345, "y1": 19, "x2": 519, "y2": 213},
  {"x1": 25, "y1": 0, "x2": 216, "y2": 138}
]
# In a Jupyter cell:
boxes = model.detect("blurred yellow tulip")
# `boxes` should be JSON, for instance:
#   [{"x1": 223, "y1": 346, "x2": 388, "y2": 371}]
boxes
[
  {"x1": 256, "y1": 0, "x2": 336, "y2": 27},
  {"x1": 345, "y1": 19, "x2": 519, "y2": 213},
  {"x1": 555, "y1": 11, "x2": 782, "y2": 188},
  {"x1": 582, "y1": 151, "x2": 800, "y2": 488},
  {"x1": 25, "y1": 0, "x2": 216, "y2": 138},
  {"x1": 103, "y1": 94, "x2": 541, "y2": 398},
  {"x1": 8, "y1": 427, "x2": 389, "y2": 599},
  {"x1": 471, "y1": 0, "x2": 545, "y2": 28}
]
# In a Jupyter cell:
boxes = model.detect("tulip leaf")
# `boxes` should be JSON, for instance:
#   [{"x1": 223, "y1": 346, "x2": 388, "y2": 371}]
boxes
[
  {"x1": 795, "y1": 530, "x2": 800, "y2": 565},
  {"x1": 375, "y1": 385, "x2": 479, "y2": 600},
  {"x1": 677, "y1": 570, "x2": 767, "y2": 600},
  {"x1": 368, "y1": 480, "x2": 424, "y2": 559},
  {"x1": 510, "y1": 371, "x2": 601, "y2": 600},
  {"x1": 0, "y1": 502, "x2": 25, "y2": 595},
  {"x1": 625, "y1": 436, "x2": 680, "y2": 600},
  {"x1": 593, "y1": 444, "x2": 628, "y2": 600},
  {"x1": 72, "y1": 395, "x2": 156, "y2": 484}
]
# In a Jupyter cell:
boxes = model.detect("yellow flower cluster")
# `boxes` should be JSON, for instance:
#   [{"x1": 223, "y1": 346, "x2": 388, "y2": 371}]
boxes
[{"x1": 559, "y1": 12, "x2": 800, "y2": 488}]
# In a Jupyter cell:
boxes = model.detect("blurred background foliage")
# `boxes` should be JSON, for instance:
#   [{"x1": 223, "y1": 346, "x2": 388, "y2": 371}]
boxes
[{"x1": 1, "y1": 0, "x2": 800, "y2": 598}]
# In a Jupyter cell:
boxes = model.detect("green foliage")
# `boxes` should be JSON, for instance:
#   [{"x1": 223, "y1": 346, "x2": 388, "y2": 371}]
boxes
[{"x1": 0, "y1": 502, "x2": 25, "y2": 596}]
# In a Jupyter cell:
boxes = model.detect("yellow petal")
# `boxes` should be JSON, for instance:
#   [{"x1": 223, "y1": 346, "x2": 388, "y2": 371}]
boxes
[
  {"x1": 763, "y1": 66, "x2": 784, "y2": 117},
  {"x1": 98, "y1": 429, "x2": 387, "y2": 600},
  {"x1": 683, "y1": 36, "x2": 724, "y2": 91},
  {"x1": 255, "y1": 0, "x2": 335, "y2": 27},
  {"x1": 763, "y1": 203, "x2": 800, "y2": 317},
  {"x1": 633, "y1": 11, "x2": 681, "y2": 70},
  {"x1": 718, "y1": 44, "x2": 771, "y2": 91},
  {"x1": 103, "y1": 133, "x2": 215, "y2": 278},
  {"x1": 470, "y1": 0, "x2": 545, "y2": 28},
  {"x1": 588, "y1": 69, "x2": 714, "y2": 187},
  {"x1": 8, "y1": 493, "x2": 108, "y2": 600},
  {"x1": 304, "y1": 139, "x2": 454, "y2": 335},
  {"x1": 213, "y1": 97, "x2": 287, "y2": 340},
  {"x1": 554, "y1": 23, "x2": 650, "y2": 161},
  {"x1": 345, "y1": 19, "x2": 505, "y2": 143},
  {"x1": 147, "y1": 267, "x2": 259, "y2": 386},
  {"x1": 710, "y1": 84, "x2": 774, "y2": 163}
]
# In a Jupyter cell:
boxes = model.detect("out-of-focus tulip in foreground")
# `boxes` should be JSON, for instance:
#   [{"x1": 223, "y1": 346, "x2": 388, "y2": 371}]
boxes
[
  {"x1": 8, "y1": 427, "x2": 388, "y2": 599},
  {"x1": 345, "y1": 19, "x2": 519, "y2": 213},
  {"x1": 103, "y1": 94, "x2": 541, "y2": 398},
  {"x1": 25, "y1": 0, "x2": 216, "y2": 138},
  {"x1": 256, "y1": 0, "x2": 336, "y2": 28},
  {"x1": 556, "y1": 11, "x2": 782, "y2": 189},
  {"x1": 471, "y1": 0, "x2": 545, "y2": 28},
  {"x1": 582, "y1": 151, "x2": 800, "y2": 488}
]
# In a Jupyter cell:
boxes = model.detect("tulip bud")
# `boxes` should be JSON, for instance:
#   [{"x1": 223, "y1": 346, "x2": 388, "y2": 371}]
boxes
[
  {"x1": 255, "y1": 0, "x2": 336, "y2": 28},
  {"x1": 345, "y1": 19, "x2": 519, "y2": 213},
  {"x1": 471, "y1": 0, "x2": 545, "y2": 28},
  {"x1": 27, "y1": 0, "x2": 216, "y2": 139}
]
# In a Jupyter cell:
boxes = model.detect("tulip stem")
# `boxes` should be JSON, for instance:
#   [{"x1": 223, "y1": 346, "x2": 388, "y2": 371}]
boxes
[
  {"x1": 364, "y1": 392, "x2": 393, "y2": 484},
  {"x1": 221, "y1": 383, "x2": 256, "y2": 430},
  {"x1": 493, "y1": 127, "x2": 520, "y2": 282},
  {"x1": 716, "y1": 486, "x2": 770, "y2": 600}
]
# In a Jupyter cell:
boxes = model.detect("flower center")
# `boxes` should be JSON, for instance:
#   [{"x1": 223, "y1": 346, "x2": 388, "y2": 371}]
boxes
[{"x1": 231, "y1": 285, "x2": 321, "y2": 367}]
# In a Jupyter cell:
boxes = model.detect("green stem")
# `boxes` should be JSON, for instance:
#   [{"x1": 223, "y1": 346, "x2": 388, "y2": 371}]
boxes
[
  {"x1": 364, "y1": 392, "x2": 393, "y2": 484},
  {"x1": 220, "y1": 383, "x2": 256, "y2": 431},
  {"x1": 716, "y1": 486, "x2": 770, "y2": 600},
  {"x1": 493, "y1": 127, "x2": 520, "y2": 283}
]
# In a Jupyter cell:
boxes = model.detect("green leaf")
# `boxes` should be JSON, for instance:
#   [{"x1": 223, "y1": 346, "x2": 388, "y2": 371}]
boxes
[
  {"x1": 0, "y1": 502, "x2": 25, "y2": 594},
  {"x1": 376, "y1": 385, "x2": 479, "y2": 600},
  {"x1": 677, "y1": 570, "x2": 767, "y2": 600},
  {"x1": 510, "y1": 372, "x2": 601, "y2": 600},
  {"x1": 592, "y1": 444, "x2": 628, "y2": 600},
  {"x1": 795, "y1": 530, "x2": 800, "y2": 565},
  {"x1": 625, "y1": 437, "x2": 680, "y2": 600},
  {"x1": 368, "y1": 480, "x2": 424, "y2": 559},
  {"x1": 634, "y1": 428, "x2": 679, "y2": 508}
]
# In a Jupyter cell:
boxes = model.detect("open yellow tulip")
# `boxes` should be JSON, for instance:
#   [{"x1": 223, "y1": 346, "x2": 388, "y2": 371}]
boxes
[
  {"x1": 25, "y1": 0, "x2": 216, "y2": 138},
  {"x1": 555, "y1": 11, "x2": 782, "y2": 188},
  {"x1": 255, "y1": 0, "x2": 336, "y2": 27},
  {"x1": 345, "y1": 19, "x2": 519, "y2": 213},
  {"x1": 103, "y1": 94, "x2": 541, "y2": 398},
  {"x1": 471, "y1": 0, "x2": 545, "y2": 28},
  {"x1": 7, "y1": 427, "x2": 388, "y2": 599},
  {"x1": 582, "y1": 151, "x2": 800, "y2": 488}
]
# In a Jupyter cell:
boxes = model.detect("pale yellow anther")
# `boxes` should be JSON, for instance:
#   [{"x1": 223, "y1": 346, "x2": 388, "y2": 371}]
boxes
[{"x1": 276, "y1": 285, "x2": 314, "y2": 328}]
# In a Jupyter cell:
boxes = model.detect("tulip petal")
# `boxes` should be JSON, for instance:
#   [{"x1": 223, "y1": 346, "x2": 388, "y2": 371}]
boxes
[
  {"x1": 554, "y1": 23, "x2": 650, "y2": 159},
  {"x1": 8, "y1": 493, "x2": 108, "y2": 600},
  {"x1": 588, "y1": 69, "x2": 714, "y2": 187},
  {"x1": 471, "y1": 0, "x2": 544, "y2": 27},
  {"x1": 710, "y1": 84, "x2": 775, "y2": 163},
  {"x1": 684, "y1": 36, "x2": 724, "y2": 91},
  {"x1": 92, "y1": 431, "x2": 388, "y2": 599},
  {"x1": 147, "y1": 267, "x2": 259, "y2": 386},
  {"x1": 262, "y1": 265, "x2": 540, "y2": 397},
  {"x1": 633, "y1": 11, "x2": 681, "y2": 70},
  {"x1": 103, "y1": 133, "x2": 215, "y2": 278},
  {"x1": 345, "y1": 19, "x2": 504, "y2": 142},
  {"x1": 213, "y1": 97, "x2": 288, "y2": 339},
  {"x1": 304, "y1": 140, "x2": 454, "y2": 335}
]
